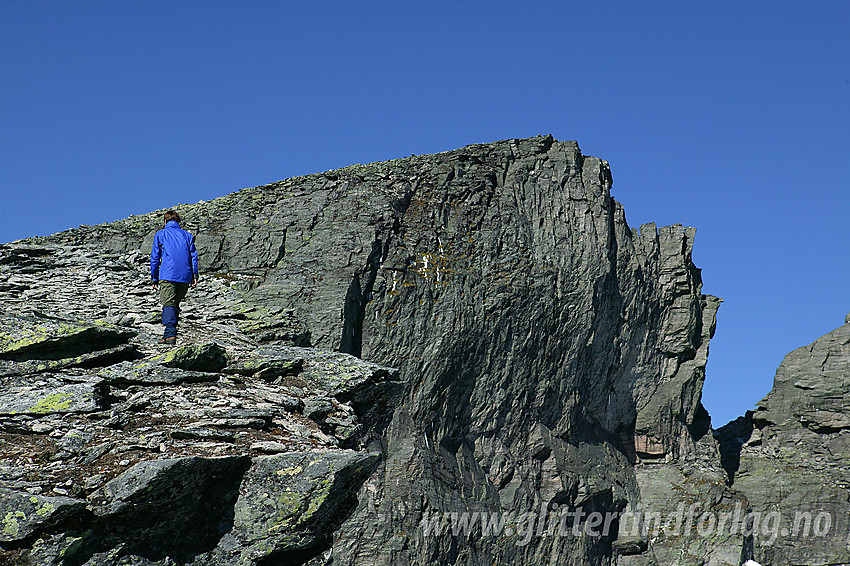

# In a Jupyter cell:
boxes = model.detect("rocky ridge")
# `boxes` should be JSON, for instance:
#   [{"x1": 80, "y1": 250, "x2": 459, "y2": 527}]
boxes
[
  {"x1": 0, "y1": 135, "x2": 845, "y2": 565},
  {"x1": 715, "y1": 314, "x2": 850, "y2": 566}
]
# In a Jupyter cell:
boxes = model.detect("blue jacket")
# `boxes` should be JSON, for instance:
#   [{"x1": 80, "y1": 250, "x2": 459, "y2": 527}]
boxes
[{"x1": 150, "y1": 221, "x2": 199, "y2": 283}]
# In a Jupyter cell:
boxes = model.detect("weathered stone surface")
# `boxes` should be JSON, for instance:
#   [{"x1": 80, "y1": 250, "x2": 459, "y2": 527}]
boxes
[
  {"x1": 237, "y1": 345, "x2": 402, "y2": 447},
  {"x1": 265, "y1": 346, "x2": 401, "y2": 397},
  {"x1": 98, "y1": 360, "x2": 220, "y2": 385},
  {"x1": 0, "y1": 226, "x2": 397, "y2": 565},
  {"x1": 0, "y1": 345, "x2": 142, "y2": 380},
  {"x1": 305, "y1": 138, "x2": 723, "y2": 564},
  {"x1": 224, "y1": 357, "x2": 304, "y2": 380},
  {"x1": 0, "y1": 381, "x2": 104, "y2": 415},
  {"x1": 208, "y1": 451, "x2": 380, "y2": 565},
  {"x1": 0, "y1": 314, "x2": 132, "y2": 362},
  {"x1": 249, "y1": 441, "x2": 292, "y2": 453},
  {"x1": 89, "y1": 455, "x2": 249, "y2": 516},
  {"x1": 151, "y1": 341, "x2": 229, "y2": 373},
  {"x1": 625, "y1": 461, "x2": 750, "y2": 566},
  {"x1": 169, "y1": 427, "x2": 236, "y2": 442},
  {"x1": 0, "y1": 488, "x2": 87, "y2": 543},
  {"x1": 716, "y1": 319, "x2": 850, "y2": 566},
  {"x1": 60, "y1": 456, "x2": 252, "y2": 564}
]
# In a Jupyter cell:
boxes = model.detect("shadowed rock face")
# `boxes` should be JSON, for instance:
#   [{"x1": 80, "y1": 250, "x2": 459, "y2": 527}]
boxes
[
  {"x1": 4, "y1": 136, "x2": 843, "y2": 565},
  {"x1": 308, "y1": 137, "x2": 734, "y2": 565}
]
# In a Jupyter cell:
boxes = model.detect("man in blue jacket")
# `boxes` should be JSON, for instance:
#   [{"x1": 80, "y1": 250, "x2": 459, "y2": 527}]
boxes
[{"x1": 150, "y1": 210, "x2": 199, "y2": 345}]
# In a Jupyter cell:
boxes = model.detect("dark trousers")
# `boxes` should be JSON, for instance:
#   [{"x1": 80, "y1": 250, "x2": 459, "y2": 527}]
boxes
[{"x1": 159, "y1": 281, "x2": 190, "y2": 338}]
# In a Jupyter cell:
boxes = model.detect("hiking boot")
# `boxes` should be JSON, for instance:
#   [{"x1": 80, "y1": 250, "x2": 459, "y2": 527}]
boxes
[{"x1": 159, "y1": 336, "x2": 176, "y2": 345}]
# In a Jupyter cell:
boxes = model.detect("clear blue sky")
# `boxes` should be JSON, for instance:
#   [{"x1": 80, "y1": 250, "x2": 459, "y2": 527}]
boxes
[{"x1": 2, "y1": 1, "x2": 848, "y2": 427}]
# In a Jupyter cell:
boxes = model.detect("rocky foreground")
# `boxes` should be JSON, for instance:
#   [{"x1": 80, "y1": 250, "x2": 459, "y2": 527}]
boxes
[
  {"x1": 0, "y1": 136, "x2": 847, "y2": 565},
  {"x1": 0, "y1": 243, "x2": 400, "y2": 565}
]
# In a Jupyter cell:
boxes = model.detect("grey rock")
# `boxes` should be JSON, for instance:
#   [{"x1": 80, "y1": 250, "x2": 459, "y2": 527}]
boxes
[
  {"x1": 83, "y1": 474, "x2": 106, "y2": 491},
  {"x1": 0, "y1": 314, "x2": 133, "y2": 362},
  {"x1": 208, "y1": 451, "x2": 380, "y2": 565},
  {"x1": 303, "y1": 395, "x2": 335, "y2": 421},
  {"x1": 116, "y1": 314, "x2": 137, "y2": 327},
  {"x1": 248, "y1": 441, "x2": 291, "y2": 453},
  {"x1": 254, "y1": 361, "x2": 302, "y2": 381},
  {"x1": 223, "y1": 357, "x2": 304, "y2": 380},
  {"x1": 80, "y1": 443, "x2": 116, "y2": 465},
  {"x1": 256, "y1": 345, "x2": 403, "y2": 445},
  {"x1": 0, "y1": 244, "x2": 55, "y2": 265},
  {"x1": 324, "y1": 411, "x2": 360, "y2": 445},
  {"x1": 266, "y1": 346, "x2": 400, "y2": 400},
  {"x1": 58, "y1": 429, "x2": 91, "y2": 452},
  {"x1": 30, "y1": 421, "x2": 55, "y2": 434},
  {"x1": 151, "y1": 341, "x2": 229, "y2": 373},
  {"x1": 170, "y1": 428, "x2": 236, "y2": 442},
  {"x1": 124, "y1": 391, "x2": 153, "y2": 412},
  {"x1": 1, "y1": 416, "x2": 56, "y2": 434},
  {"x1": 304, "y1": 396, "x2": 361, "y2": 445},
  {"x1": 51, "y1": 428, "x2": 94, "y2": 460},
  {"x1": 89, "y1": 455, "x2": 249, "y2": 516},
  {"x1": 627, "y1": 460, "x2": 750, "y2": 566},
  {"x1": 210, "y1": 417, "x2": 267, "y2": 430},
  {"x1": 101, "y1": 412, "x2": 131, "y2": 430},
  {"x1": 0, "y1": 343, "x2": 141, "y2": 377},
  {"x1": 141, "y1": 311, "x2": 161, "y2": 324},
  {"x1": 0, "y1": 487, "x2": 88, "y2": 543},
  {"x1": 79, "y1": 456, "x2": 252, "y2": 563},
  {"x1": 308, "y1": 138, "x2": 723, "y2": 564},
  {"x1": 99, "y1": 361, "x2": 220, "y2": 386},
  {"x1": 0, "y1": 381, "x2": 104, "y2": 415},
  {"x1": 222, "y1": 360, "x2": 273, "y2": 377}
]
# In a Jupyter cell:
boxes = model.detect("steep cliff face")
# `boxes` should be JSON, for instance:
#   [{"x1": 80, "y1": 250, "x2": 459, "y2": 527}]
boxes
[
  {"x1": 307, "y1": 137, "x2": 736, "y2": 565},
  {"x1": 0, "y1": 136, "x2": 764, "y2": 565},
  {"x1": 716, "y1": 315, "x2": 850, "y2": 566}
]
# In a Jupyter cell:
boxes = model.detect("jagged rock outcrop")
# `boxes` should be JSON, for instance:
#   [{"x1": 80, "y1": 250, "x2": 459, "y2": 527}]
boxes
[
  {"x1": 4, "y1": 135, "x2": 832, "y2": 565},
  {"x1": 716, "y1": 316, "x2": 850, "y2": 566}
]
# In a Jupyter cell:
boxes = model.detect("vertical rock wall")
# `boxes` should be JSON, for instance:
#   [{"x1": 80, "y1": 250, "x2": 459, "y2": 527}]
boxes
[{"x1": 319, "y1": 137, "x2": 730, "y2": 565}]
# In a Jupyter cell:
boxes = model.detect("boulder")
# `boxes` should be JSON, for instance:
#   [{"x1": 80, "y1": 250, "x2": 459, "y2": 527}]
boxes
[
  {"x1": 0, "y1": 488, "x2": 87, "y2": 543},
  {"x1": 224, "y1": 357, "x2": 304, "y2": 380},
  {"x1": 81, "y1": 456, "x2": 252, "y2": 563},
  {"x1": 0, "y1": 381, "x2": 105, "y2": 415},
  {"x1": 0, "y1": 315, "x2": 132, "y2": 362},
  {"x1": 209, "y1": 451, "x2": 380, "y2": 564},
  {"x1": 151, "y1": 341, "x2": 228, "y2": 373}
]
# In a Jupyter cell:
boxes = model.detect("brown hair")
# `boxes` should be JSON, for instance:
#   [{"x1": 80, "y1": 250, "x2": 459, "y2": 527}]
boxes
[{"x1": 163, "y1": 210, "x2": 181, "y2": 224}]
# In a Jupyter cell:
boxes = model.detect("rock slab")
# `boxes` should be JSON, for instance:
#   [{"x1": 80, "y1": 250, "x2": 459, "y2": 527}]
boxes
[
  {"x1": 0, "y1": 488, "x2": 87, "y2": 543},
  {"x1": 210, "y1": 451, "x2": 381, "y2": 565}
]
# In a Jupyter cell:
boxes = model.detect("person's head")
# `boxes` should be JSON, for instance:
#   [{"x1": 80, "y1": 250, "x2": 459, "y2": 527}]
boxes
[{"x1": 163, "y1": 210, "x2": 181, "y2": 225}]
